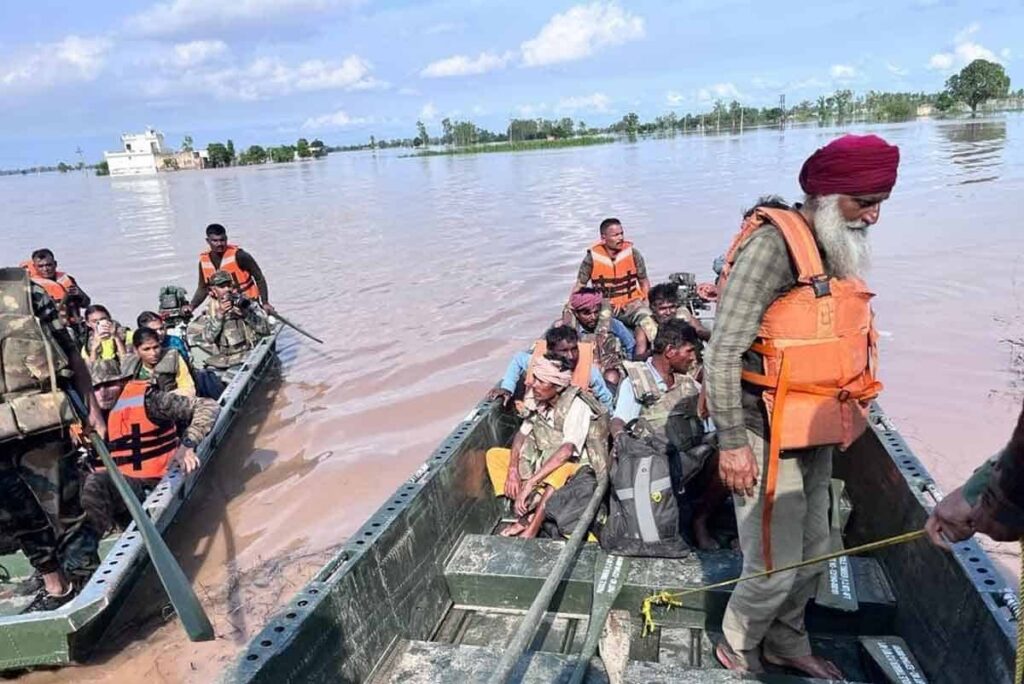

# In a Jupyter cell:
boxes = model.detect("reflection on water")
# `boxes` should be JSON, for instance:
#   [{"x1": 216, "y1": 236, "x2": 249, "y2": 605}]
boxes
[
  {"x1": 3, "y1": 114, "x2": 1024, "y2": 681},
  {"x1": 936, "y1": 120, "x2": 1007, "y2": 185}
]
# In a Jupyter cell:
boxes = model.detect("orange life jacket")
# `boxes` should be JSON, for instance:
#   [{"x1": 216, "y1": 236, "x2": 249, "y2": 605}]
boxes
[
  {"x1": 105, "y1": 380, "x2": 178, "y2": 480},
  {"x1": 721, "y1": 206, "x2": 882, "y2": 570},
  {"x1": 20, "y1": 261, "x2": 77, "y2": 303},
  {"x1": 525, "y1": 339, "x2": 594, "y2": 391},
  {"x1": 199, "y1": 245, "x2": 259, "y2": 299},
  {"x1": 587, "y1": 242, "x2": 644, "y2": 310}
]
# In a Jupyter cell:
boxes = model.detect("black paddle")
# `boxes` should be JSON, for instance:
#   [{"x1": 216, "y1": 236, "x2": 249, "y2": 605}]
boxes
[{"x1": 67, "y1": 389, "x2": 215, "y2": 641}]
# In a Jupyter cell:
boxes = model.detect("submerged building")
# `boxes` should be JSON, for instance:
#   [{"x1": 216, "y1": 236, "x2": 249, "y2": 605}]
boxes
[{"x1": 103, "y1": 128, "x2": 206, "y2": 176}]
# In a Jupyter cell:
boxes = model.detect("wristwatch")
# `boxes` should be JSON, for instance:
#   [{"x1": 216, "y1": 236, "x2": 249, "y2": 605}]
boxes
[{"x1": 181, "y1": 437, "x2": 198, "y2": 449}]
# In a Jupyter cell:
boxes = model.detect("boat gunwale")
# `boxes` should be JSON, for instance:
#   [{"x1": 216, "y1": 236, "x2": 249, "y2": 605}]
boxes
[
  {"x1": 231, "y1": 398, "x2": 1020, "y2": 683},
  {"x1": 0, "y1": 322, "x2": 284, "y2": 670}
]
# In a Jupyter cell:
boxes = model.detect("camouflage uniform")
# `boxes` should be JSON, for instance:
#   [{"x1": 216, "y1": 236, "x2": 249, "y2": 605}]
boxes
[
  {"x1": 81, "y1": 387, "x2": 220, "y2": 535},
  {"x1": 1, "y1": 276, "x2": 99, "y2": 583},
  {"x1": 187, "y1": 300, "x2": 272, "y2": 371}
]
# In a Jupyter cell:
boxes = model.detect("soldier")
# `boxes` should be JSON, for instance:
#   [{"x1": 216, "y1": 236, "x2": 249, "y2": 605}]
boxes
[
  {"x1": 0, "y1": 266, "x2": 103, "y2": 611},
  {"x1": 561, "y1": 287, "x2": 635, "y2": 387},
  {"x1": 80, "y1": 359, "x2": 220, "y2": 536},
  {"x1": 612, "y1": 318, "x2": 726, "y2": 549},
  {"x1": 189, "y1": 223, "x2": 272, "y2": 313},
  {"x1": 571, "y1": 218, "x2": 657, "y2": 343},
  {"x1": 22, "y1": 248, "x2": 91, "y2": 334},
  {"x1": 187, "y1": 270, "x2": 273, "y2": 377},
  {"x1": 484, "y1": 356, "x2": 609, "y2": 539},
  {"x1": 633, "y1": 282, "x2": 711, "y2": 360}
]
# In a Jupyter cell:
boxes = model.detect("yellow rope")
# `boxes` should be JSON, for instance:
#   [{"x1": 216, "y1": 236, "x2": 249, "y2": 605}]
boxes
[
  {"x1": 1017, "y1": 538, "x2": 1023, "y2": 684},
  {"x1": 641, "y1": 529, "x2": 927, "y2": 637}
]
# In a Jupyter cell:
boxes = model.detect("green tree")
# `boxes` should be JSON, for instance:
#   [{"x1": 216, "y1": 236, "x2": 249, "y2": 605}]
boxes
[
  {"x1": 206, "y1": 142, "x2": 232, "y2": 167},
  {"x1": 296, "y1": 138, "x2": 312, "y2": 158},
  {"x1": 416, "y1": 120, "x2": 429, "y2": 148},
  {"x1": 181, "y1": 135, "x2": 194, "y2": 152},
  {"x1": 269, "y1": 145, "x2": 295, "y2": 163},
  {"x1": 441, "y1": 118, "x2": 453, "y2": 145},
  {"x1": 935, "y1": 91, "x2": 957, "y2": 113},
  {"x1": 57, "y1": 162, "x2": 70, "y2": 173},
  {"x1": 369, "y1": 135, "x2": 376, "y2": 148},
  {"x1": 621, "y1": 112, "x2": 640, "y2": 135},
  {"x1": 577, "y1": 120, "x2": 587, "y2": 135},
  {"x1": 241, "y1": 145, "x2": 267, "y2": 165},
  {"x1": 94, "y1": 160, "x2": 109, "y2": 176},
  {"x1": 226, "y1": 139, "x2": 236, "y2": 163},
  {"x1": 945, "y1": 59, "x2": 1011, "y2": 116}
]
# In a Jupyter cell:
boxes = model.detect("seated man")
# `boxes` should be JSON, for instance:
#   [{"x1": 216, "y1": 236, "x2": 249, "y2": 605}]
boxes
[
  {"x1": 187, "y1": 270, "x2": 272, "y2": 377},
  {"x1": 633, "y1": 282, "x2": 711, "y2": 360},
  {"x1": 485, "y1": 356, "x2": 609, "y2": 538},
  {"x1": 82, "y1": 304, "x2": 129, "y2": 363},
  {"x1": 122, "y1": 327, "x2": 195, "y2": 397},
  {"x1": 486, "y1": 325, "x2": 613, "y2": 411},
  {"x1": 22, "y1": 248, "x2": 91, "y2": 328},
  {"x1": 612, "y1": 319, "x2": 726, "y2": 549},
  {"x1": 80, "y1": 360, "x2": 220, "y2": 536},
  {"x1": 560, "y1": 288, "x2": 635, "y2": 387},
  {"x1": 136, "y1": 310, "x2": 190, "y2": 362},
  {"x1": 571, "y1": 218, "x2": 658, "y2": 343}
]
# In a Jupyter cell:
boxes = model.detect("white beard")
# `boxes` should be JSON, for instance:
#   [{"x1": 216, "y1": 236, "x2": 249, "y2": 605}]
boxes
[{"x1": 812, "y1": 194, "x2": 871, "y2": 279}]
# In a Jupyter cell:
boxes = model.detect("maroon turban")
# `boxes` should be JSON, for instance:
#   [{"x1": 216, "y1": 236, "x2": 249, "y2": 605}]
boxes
[{"x1": 799, "y1": 134, "x2": 900, "y2": 196}]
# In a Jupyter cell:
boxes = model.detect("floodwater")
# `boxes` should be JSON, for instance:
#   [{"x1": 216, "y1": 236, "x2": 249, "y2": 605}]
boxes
[{"x1": 3, "y1": 114, "x2": 1024, "y2": 681}]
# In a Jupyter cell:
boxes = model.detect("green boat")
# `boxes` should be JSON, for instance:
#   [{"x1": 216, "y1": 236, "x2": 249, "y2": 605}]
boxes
[
  {"x1": 0, "y1": 323, "x2": 282, "y2": 671},
  {"x1": 230, "y1": 399, "x2": 1019, "y2": 683}
]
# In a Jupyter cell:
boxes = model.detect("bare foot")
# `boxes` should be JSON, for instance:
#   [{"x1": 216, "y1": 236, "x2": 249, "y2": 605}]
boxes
[
  {"x1": 693, "y1": 518, "x2": 721, "y2": 550},
  {"x1": 714, "y1": 641, "x2": 764, "y2": 673},
  {"x1": 521, "y1": 511, "x2": 543, "y2": 539},
  {"x1": 498, "y1": 520, "x2": 528, "y2": 537},
  {"x1": 763, "y1": 652, "x2": 843, "y2": 680}
]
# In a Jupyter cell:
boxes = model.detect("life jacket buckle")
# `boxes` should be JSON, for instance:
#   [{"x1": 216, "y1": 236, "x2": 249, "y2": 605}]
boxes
[{"x1": 811, "y1": 276, "x2": 831, "y2": 298}]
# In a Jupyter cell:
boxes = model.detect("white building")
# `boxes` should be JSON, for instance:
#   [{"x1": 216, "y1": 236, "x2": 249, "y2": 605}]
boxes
[{"x1": 104, "y1": 128, "x2": 172, "y2": 176}]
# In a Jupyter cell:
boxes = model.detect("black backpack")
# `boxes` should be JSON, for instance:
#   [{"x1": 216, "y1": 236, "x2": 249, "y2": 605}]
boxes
[{"x1": 599, "y1": 419, "x2": 690, "y2": 557}]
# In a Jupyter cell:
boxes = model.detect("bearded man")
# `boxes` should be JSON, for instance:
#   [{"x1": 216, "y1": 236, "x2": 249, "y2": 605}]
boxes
[{"x1": 704, "y1": 134, "x2": 899, "y2": 678}]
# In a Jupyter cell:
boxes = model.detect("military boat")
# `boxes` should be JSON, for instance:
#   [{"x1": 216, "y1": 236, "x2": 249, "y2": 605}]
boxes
[
  {"x1": 230, "y1": 397, "x2": 1019, "y2": 683},
  {"x1": 0, "y1": 323, "x2": 282, "y2": 671}
]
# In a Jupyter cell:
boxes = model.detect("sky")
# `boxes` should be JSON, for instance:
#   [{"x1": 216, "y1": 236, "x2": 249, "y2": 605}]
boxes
[{"x1": 0, "y1": 0, "x2": 1020, "y2": 167}]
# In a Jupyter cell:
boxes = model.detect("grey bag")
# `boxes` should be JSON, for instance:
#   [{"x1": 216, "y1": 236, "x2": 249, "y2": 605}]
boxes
[{"x1": 599, "y1": 419, "x2": 689, "y2": 557}]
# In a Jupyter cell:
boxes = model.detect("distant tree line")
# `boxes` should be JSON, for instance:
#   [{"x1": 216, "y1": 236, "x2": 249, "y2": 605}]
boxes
[
  {"x1": 203, "y1": 137, "x2": 327, "y2": 168},
  {"x1": 331, "y1": 59, "x2": 1018, "y2": 153}
]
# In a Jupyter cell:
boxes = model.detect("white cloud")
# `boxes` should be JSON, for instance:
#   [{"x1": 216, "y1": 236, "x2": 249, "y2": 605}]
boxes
[
  {"x1": 172, "y1": 40, "x2": 228, "y2": 68},
  {"x1": 556, "y1": 92, "x2": 610, "y2": 113},
  {"x1": 419, "y1": 102, "x2": 438, "y2": 121},
  {"x1": 398, "y1": 87, "x2": 420, "y2": 96},
  {"x1": 145, "y1": 53, "x2": 385, "y2": 101},
  {"x1": 126, "y1": 0, "x2": 356, "y2": 37},
  {"x1": 423, "y1": 22, "x2": 465, "y2": 36},
  {"x1": 928, "y1": 23, "x2": 1002, "y2": 72},
  {"x1": 520, "y1": 2, "x2": 645, "y2": 68},
  {"x1": 697, "y1": 82, "x2": 741, "y2": 103},
  {"x1": 665, "y1": 91, "x2": 686, "y2": 106},
  {"x1": 830, "y1": 64, "x2": 857, "y2": 80},
  {"x1": 420, "y1": 51, "x2": 512, "y2": 78},
  {"x1": 472, "y1": 104, "x2": 487, "y2": 115},
  {"x1": 1, "y1": 35, "x2": 112, "y2": 92},
  {"x1": 886, "y1": 62, "x2": 909, "y2": 77},
  {"x1": 302, "y1": 109, "x2": 372, "y2": 129}
]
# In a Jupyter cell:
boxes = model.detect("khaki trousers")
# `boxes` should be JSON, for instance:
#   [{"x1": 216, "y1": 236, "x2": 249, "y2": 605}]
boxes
[{"x1": 722, "y1": 429, "x2": 833, "y2": 661}]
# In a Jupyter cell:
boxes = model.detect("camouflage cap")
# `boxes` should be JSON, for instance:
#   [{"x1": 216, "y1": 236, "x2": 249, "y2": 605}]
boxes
[
  {"x1": 208, "y1": 270, "x2": 234, "y2": 287},
  {"x1": 90, "y1": 359, "x2": 130, "y2": 387}
]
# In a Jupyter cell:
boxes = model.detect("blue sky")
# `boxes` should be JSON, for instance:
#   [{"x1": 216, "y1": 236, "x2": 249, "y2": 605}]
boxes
[{"x1": 0, "y1": 0, "x2": 1019, "y2": 166}]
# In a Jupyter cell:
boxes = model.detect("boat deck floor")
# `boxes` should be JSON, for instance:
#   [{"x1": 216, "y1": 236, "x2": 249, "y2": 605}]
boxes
[{"x1": 370, "y1": 533, "x2": 931, "y2": 683}]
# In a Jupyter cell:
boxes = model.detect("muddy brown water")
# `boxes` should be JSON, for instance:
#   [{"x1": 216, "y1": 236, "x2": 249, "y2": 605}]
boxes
[{"x1": 3, "y1": 115, "x2": 1023, "y2": 681}]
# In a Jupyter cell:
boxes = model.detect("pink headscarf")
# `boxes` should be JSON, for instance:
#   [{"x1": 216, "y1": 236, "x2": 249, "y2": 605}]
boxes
[{"x1": 570, "y1": 291, "x2": 603, "y2": 311}]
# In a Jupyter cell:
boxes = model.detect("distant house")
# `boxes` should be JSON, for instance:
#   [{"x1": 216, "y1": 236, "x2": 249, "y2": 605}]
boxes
[{"x1": 103, "y1": 128, "x2": 208, "y2": 176}]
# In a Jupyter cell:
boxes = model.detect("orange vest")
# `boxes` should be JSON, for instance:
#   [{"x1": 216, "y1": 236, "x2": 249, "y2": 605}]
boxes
[
  {"x1": 105, "y1": 380, "x2": 178, "y2": 479},
  {"x1": 20, "y1": 261, "x2": 77, "y2": 303},
  {"x1": 721, "y1": 206, "x2": 882, "y2": 569},
  {"x1": 525, "y1": 340, "x2": 594, "y2": 391},
  {"x1": 588, "y1": 242, "x2": 644, "y2": 310},
  {"x1": 199, "y1": 245, "x2": 259, "y2": 299}
]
